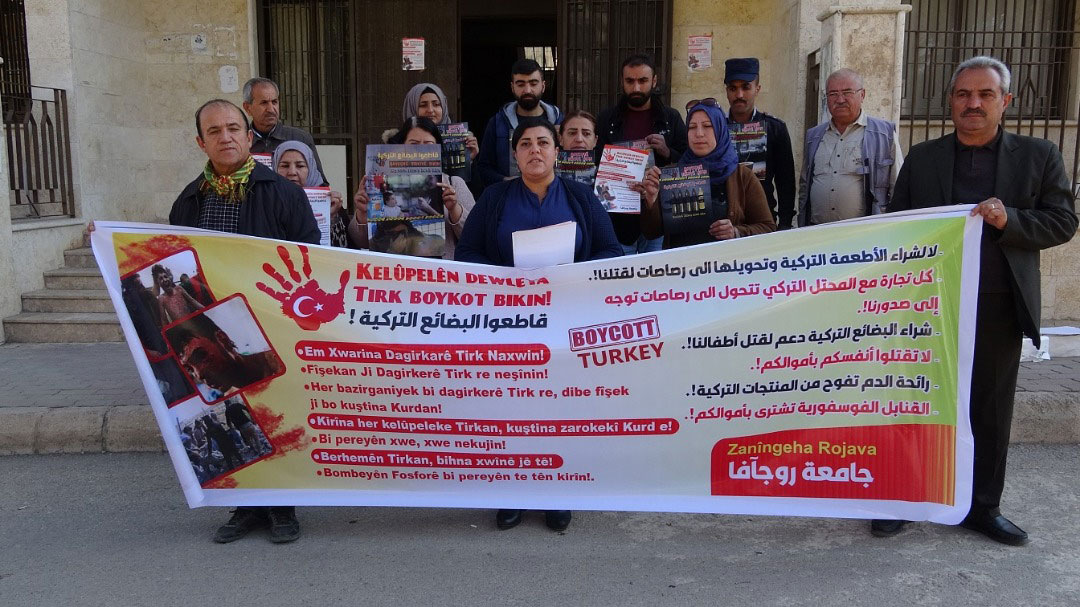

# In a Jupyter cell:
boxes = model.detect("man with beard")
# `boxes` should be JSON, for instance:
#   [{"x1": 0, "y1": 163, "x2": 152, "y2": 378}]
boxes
[
  {"x1": 724, "y1": 58, "x2": 796, "y2": 230},
  {"x1": 595, "y1": 54, "x2": 688, "y2": 254},
  {"x1": 798, "y1": 68, "x2": 903, "y2": 226},
  {"x1": 476, "y1": 59, "x2": 563, "y2": 186}
]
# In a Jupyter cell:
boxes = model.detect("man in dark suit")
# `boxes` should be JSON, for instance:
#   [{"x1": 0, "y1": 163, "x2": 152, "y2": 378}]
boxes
[{"x1": 875, "y1": 56, "x2": 1077, "y2": 545}]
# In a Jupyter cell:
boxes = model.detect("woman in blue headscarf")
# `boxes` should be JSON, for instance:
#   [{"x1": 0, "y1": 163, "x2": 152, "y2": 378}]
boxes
[{"x1": 639, "y1": 99, "x2": 774, "y2": 244}]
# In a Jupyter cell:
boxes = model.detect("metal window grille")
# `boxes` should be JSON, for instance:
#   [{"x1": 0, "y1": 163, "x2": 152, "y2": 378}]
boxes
[
  {"x1": 256, "y1": 0, "x2": 353, "y2": 138},
  {"x1": 1, "y1": 0, "x2": 31, "y2": 121},
  {"x1": 558, "y1": 0, "x2": 672, "y2": 113},
  {"x1": 902, "y1": 0, "x2": 1080, "y2": 196},
  {"x1": 902, "y1": 0, "x2": 1076, "y2": 120}
]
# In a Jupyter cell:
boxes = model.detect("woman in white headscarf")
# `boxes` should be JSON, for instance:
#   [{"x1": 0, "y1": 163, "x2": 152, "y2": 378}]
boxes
[{"x1": 271, "y1": 140, "x2": 349, "y2": 247}]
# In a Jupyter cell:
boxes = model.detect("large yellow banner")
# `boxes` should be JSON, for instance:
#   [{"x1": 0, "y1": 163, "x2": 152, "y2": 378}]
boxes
[{"x1": 92, "y1": 207, "x2": 978, "y2": 522}]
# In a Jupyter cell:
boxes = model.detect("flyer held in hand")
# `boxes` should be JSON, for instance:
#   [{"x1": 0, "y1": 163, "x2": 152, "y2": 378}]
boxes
[{"x1": 91, "y1": 206, "x2": 979, "y2": 523}]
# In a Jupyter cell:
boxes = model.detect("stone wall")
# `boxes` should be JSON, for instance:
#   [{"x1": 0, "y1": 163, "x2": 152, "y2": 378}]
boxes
[{"x1": 1, "y1": 0, "x2": 255, "y2": 332}]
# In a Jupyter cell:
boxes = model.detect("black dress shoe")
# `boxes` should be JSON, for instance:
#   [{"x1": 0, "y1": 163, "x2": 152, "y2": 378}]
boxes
[
  {"x1": 544, "y1": 510, "x2": 572, "y2": 532},
  {"x1": 496, "y1": 509, "x2": 525, "y2": 530},
  {"x1": 960, "y1": 512, "x2": 1028, "y2": 546},
  {"x1": 870, "y1": 519, "x2": 907, "y2": 537}
]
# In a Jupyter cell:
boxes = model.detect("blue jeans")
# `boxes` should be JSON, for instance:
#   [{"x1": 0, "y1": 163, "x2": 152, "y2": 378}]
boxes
[{"x1": 620, "y1": 235, "x2": 664, "y2": 256}]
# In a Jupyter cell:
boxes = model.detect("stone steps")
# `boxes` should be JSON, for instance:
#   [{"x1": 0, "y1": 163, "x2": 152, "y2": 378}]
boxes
[
  {"x1": 21, "y1": 289, "x2": 114, "y2": 313},
  {"x1": 3, "y1": 247, "x2": 123, "y2": 343},
  {"x1": 2, "y1": 312, "x2": 123, "y2": 342},
  {"x1": 43, "y1": 267, "x2": 105, "y2": 290}
]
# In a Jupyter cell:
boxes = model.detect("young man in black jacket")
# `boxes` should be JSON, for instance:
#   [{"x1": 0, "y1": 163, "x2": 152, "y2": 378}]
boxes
[
  {"x1": 724, "y1": 57, "x2": 797, "y2": 230},
  {"x1": 595, "y1": 54, "x2": 688, "y2": 254}
]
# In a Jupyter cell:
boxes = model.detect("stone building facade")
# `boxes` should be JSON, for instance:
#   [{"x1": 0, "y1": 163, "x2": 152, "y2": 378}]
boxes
[{"x1": 1, "y1": 0, "x2": 1078, "y2": 341}]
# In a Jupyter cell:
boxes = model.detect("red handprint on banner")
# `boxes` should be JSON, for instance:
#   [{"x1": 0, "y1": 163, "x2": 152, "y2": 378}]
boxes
[{"x1": 256, "y1": 245, "x2": 349, "y2": 331}]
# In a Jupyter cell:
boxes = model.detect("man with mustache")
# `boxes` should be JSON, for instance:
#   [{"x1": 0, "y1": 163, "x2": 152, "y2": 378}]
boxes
[
  {"x1": 243, "y1": 77, "x2": 327, "y2": 179},
  {"x1": 724, "y1": 58, "x2": 796, "y2": 230},
  {"x1": 169, "y1": 98, "x2": 318, "y2": 544},
  {"x1": 595, "y1": 54, "x2": 688, "y2": 254},
  {"x1": 798, "y1": 68, "x2": 903, "y2": 226},
  {"x1": 873, "y1": 56, "x2": 1077, "y2": 545},
  {"x1": 476, "y1": 59, "x2": 563, "y2": 187}
]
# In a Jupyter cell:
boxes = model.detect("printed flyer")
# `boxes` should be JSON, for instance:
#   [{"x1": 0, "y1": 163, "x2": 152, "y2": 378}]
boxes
[
  {"x1": 437, "y1": 122, "x2": 471, "y2": 181},
  {"x1": 303, "y1": 186, "x2": 332, "y2": 247},
  {"x1": 364, "y1": 144, "x2": 445, "y2": 257},
  {"x1": 595, "y1": 145, "x2": 651, "y2": 214},
  {"x1": 92, "y1": 207, "x2": 979, "y2": 524},
  {"x1": 730, "y1": 120, "x2": 768, "y2": 180},
  {"x1": 556, "y1": 150, "x2": 598, "y2": 186},
  {"x1": 613, "y1": 139, "x2": 656, "y2": 169},
  {"x1": 252, "y1": 153, "x2": 274, "y2": 169},
  {"x1": 659, "y1": 163, "x2": 715, "y2": 248}
]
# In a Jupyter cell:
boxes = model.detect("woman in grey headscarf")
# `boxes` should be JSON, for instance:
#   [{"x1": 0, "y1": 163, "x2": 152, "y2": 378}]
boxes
[
  {"x1": 402, "y1": 83, "x2": 479, "y2": 161},
  {"x1": 271, "y1": 140, "x2": 349, "y2": 248}
]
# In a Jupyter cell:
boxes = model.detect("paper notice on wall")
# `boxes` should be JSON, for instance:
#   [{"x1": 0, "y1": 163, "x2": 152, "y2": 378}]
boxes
[
  {"x1": 688, "y1": 34, "x2": 712, "y2": 72},
  {"x1": 402, "y1": 38, "x2": 425, "y2": 71}
]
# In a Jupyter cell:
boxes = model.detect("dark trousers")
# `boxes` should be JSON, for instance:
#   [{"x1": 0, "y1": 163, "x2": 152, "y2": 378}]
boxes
[{"x1": 969, "y1": 292, "x2": 1023, "y2": 516}]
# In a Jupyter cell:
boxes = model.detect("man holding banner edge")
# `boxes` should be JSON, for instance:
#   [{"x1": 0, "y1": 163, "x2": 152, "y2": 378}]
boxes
[{"x1": 879, "y1": 56, "x2": 1077, "y2": 545}]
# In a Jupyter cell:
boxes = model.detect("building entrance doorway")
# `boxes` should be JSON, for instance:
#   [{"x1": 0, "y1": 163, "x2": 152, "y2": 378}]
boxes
[{"x1": 460, "y1": 17, "x2": 558, "y2": 146}]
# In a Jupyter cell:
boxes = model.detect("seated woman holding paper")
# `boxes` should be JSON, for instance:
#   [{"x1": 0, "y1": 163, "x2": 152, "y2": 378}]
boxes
[
  {"x1": 637, "y1": 100, "x2": 775, "y2": 245},
  {"x1": 454, "y1": 118, "x2": 620, "y2": 533},
  {"x1": 402, "y1": 82, "x2": 479, "y2": 161},
  {"x1": 455, "y1": 117, "x2": 622, "y2": 267},
  {"x1": 271, "y1": 141, "x2": 349, "y2": 247},
  {"x1": 348, "y1": 117, "x2": 475, "y2": 259}
]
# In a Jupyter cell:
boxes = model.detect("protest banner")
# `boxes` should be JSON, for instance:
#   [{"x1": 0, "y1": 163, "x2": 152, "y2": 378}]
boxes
[{"x1": 92, "y1": 207, "x2": 978, "y2": 523}]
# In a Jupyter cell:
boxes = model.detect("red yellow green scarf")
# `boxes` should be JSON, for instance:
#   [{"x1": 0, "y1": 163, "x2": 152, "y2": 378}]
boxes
[{"x1": 200, "y1": 155, "x2": 256, "y2": 203}]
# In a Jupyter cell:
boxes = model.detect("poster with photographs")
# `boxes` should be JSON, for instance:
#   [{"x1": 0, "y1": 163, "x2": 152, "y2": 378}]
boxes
[
  {"x1": 163, "y1": 294, "x2": 285, "y2": 405},
  {"x1": 120, "y1": 248, "x2": 216, "y2": 406},
  {"x1": 556, "y1": 150, "x2": 598, "y2": 186},
  {"x1": 438, "y1": 122, "x2": 471, "y2": 181},
  {"x1": 364, "y1": 144, "x2": 446, "y2": 258},
  {"x1": 171, "y1": 394, "x2": 275, "y2": 486},
  {"x1": 729, "y1": 120, "x2": 769, "y2": 180},
  {"x1": 659, "y1": 163, "x2": 723, "y2": 248},
  {"x1": 594, "y1": 145, "x2": 651, "y2": 214}
]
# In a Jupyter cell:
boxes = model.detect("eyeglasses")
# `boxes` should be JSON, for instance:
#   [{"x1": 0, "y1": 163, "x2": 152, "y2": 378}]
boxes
[
  {"x1": 825, "y1": 88, "x2": 864, "y2": 101},
  {"x1": 685, "y1": 97, "x2": 720, "y2": 112}
]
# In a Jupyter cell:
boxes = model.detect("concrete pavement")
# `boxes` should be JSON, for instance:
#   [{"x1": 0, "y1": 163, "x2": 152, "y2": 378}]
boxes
[
  {"x1": 1, "y1": 342, "x2": 1078, "y2": 454},
  {"x1": 0, "y1": 447, "x2": 1078, "y2": 606}
]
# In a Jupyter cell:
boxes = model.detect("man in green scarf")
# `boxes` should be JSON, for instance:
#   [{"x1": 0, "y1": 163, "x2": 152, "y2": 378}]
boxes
[
  {"x1": 169, "y1": 99, "x2": 318, "y2": 544},
  {"x1": 169, "y1": 99, "x2": 319, "y2": 243}
]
